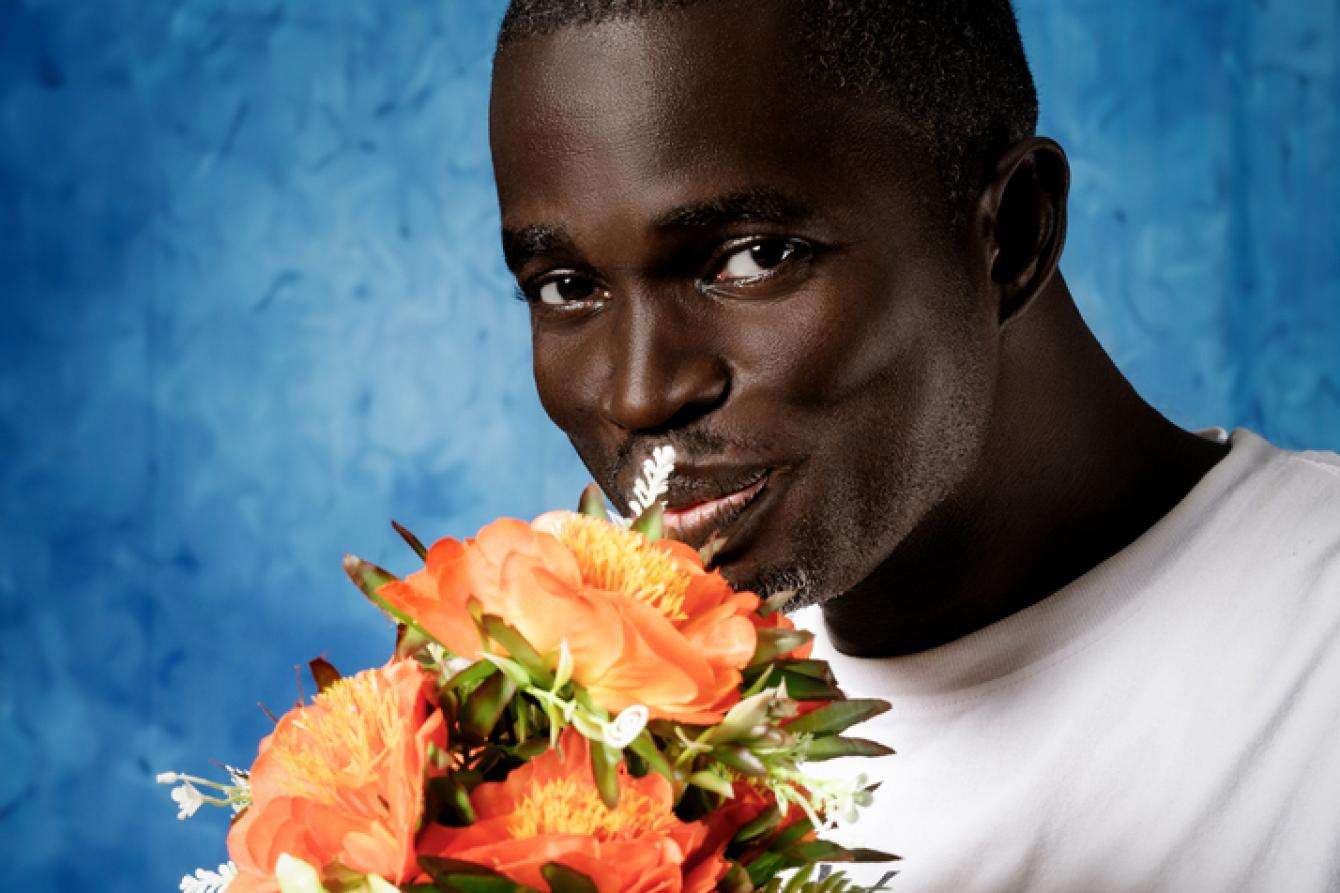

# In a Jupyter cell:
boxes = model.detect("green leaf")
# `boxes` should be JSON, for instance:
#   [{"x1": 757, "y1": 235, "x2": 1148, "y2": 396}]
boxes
[
  {"x1": 343, "y1": 554, "x2": 437, "y2": 644},
  {"x1": 424, "y1": 775, "x2": 476, "y2": 826},
  {"x1": 508, "y1": 737, "x2": 551, "y2": 761},
  {"x1": 572, "y1": 685, "x2": 604, "y2": 717},
  {"x1": 718, "y1": 863, "x2": 753, "y2": 893},
  {"x1": 773, "y1": 669, "x2": 843, "y2": 701},
  {"x1": 307, "y1": 657, "x2": 341, "y2": 693},
  {"x1": 770, "y1": 816, "x2": 814, "y2": 850},
  {"x1": 441, "y1": 659, "x2": 497, "y2": 696},
  {"x1": 419, "y1": 857, "x2": 526, "y2": 887},
  {"x1": 784, "y1": 699, "x2": 890, "y2": 736},
  {"x1": 697, "y1": 532, "x2": 729, "y2": 566},
  {"x1": 630, "y1": 502, "x2": 664, "y2": 541},
  {"x1": 686, "y1": 770, "x2": 734, "y2": 799},
  {"x1": 430, "y1": 874, "x2": 534, "y2": 893},
  {"x1": 759, "y1": 588, "x2": 796, "y2": 617},
  {"x1": 802, "y1": 735, "x2": 895, "y2": 761},
  {"x1": 459, "y1": 670, "x2": 517, "y2": 742},
  {"x1": 745, "y1": 657, "x2": 836, "y2": 697},
  {"x1": 712, "y1": 745, "x2": 767, "y2": 777},
  {"x1": 577, "y1": 483, "x2": 607, "y2": 518},
  {"x1": 482, "y1": 615, "x2": 554, "y2": 688},
  {"x1": 773, "y1": 659, "x2": 837, "y2": 681},
  {"x1": 745, "y1": 851, "x2": 787, "y2": 886},
  {"x1": 391, "y1": 519, "x2": 428, "y2": 559},
  {"x1": 749, "y1": 627, "x2": 814, "y2": 668},
  {"x1": 731, "y1": 806, "x2": 783, "y2": 844},
  {"x1": 784, "y1": 840, "x2": 899, "y2": 865},
  {"x1": 590, "y1": 740, "x2": 622, "y2": 809},
  {"x1": 540, "y1": 863, "x2": 599, "y2": 893},
  {"x1": 397, "y1": 623, "x2": 435, "y2": 660},
  {"x1": 628, "y1": 730, "x2": 674, "y2": 782},
  {"x1": 781, "y1": 863, "x2": 816, "y2": 893}
]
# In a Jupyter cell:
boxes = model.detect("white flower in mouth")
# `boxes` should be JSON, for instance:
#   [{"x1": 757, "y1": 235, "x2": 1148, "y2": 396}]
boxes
[
  {"x1": 179, "y1": 861, "x2": 236, "y2": 892},
  {"x1": 617, "y1": 444, "x2": 676, "y2": 525},
  {"x1": 171, "y1": 780, "x2": 205, "y2": 819}
]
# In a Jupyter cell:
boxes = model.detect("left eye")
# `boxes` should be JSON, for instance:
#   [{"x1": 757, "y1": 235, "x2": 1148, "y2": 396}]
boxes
[{"x1": 713, "y1": 239, "x2": 802, "y2": 283}]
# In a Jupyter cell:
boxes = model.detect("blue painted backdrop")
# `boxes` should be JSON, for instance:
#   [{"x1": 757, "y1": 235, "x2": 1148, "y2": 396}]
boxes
[{"x1": 1, "y1": 1, "x2": 1336, "y2": 888}]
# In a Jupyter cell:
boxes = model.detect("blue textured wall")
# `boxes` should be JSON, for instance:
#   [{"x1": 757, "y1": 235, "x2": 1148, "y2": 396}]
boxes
[{"x1": 0, "y1": 1, "x2": 1336, "y2": 889}]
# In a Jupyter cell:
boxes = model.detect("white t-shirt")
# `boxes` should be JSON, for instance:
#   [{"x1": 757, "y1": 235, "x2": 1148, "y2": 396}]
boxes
[{"x1": 795, "y1": 428, "x2": 1340, "y2": 892}]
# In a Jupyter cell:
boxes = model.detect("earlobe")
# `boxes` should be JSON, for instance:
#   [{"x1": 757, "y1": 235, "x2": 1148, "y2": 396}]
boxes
[{"x1": 976, "y1": 137, "x2": 1070, "y2": 326}]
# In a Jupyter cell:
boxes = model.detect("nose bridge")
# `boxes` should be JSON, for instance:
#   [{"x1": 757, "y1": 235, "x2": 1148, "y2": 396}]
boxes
[{"x1": 601, "y1": 288, "x2": 727, "y2": 433}]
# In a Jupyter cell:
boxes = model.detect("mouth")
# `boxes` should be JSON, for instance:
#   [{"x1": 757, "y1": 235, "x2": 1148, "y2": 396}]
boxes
[{"x1": 661, "y1": 469, "x2": 771, "y2": 549}]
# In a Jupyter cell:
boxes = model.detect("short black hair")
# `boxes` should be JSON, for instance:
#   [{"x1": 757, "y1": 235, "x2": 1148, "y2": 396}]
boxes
[{"x1": 496, "y1": 0, "x2": 1039, "y2": 221}]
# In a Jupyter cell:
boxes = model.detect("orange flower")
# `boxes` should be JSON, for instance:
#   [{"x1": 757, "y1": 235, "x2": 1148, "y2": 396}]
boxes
[
  {"x1": 226, "y1": 659, "x2": 446, "y2": 892},
  {"x1": 419, "y1": 728, "x2": 728, "y2": 893},
  {"x1": 379, "y1": 511, "x2": 764, "y2": 723}
]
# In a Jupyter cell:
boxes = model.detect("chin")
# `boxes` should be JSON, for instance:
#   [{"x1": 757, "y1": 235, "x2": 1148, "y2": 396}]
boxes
[{"x1": 721, "y1": 552, "x2": 828, "y2": 611}]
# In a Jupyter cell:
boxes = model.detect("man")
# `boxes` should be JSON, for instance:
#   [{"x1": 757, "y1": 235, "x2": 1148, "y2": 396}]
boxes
[{"x1": 487, "y1": 1, "x2": 1340, "y2": 889}]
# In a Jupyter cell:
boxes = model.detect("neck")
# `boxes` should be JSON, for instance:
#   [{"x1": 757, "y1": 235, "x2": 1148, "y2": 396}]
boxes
[{"x1": 821, "y1": 277, "x2": 1229, "y2": 657}]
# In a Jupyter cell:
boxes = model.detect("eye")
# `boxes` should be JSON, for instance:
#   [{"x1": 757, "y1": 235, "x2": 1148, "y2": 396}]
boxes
[
  {"x1": 712, "y1": 238, "x2": 807, "y2": 284},
  {"x1": 531, "y1": 273, "x2": 600, "y2": 307}
]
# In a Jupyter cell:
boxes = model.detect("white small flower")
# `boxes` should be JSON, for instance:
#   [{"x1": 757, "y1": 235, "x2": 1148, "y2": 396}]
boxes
[
  {"x1": 553, "y1": 639, "x2": 574, "y2": 690},
  {"x1": 622, "y1": 445, "x2": 676, "y2": 522},
  {"x1": 443, "y1": 655, "x2": 475, "y2": 678},
  {"x1": 172, "y1": 780, "x2": 205, "y2": 820},
  {"x1": 180, "y1": 861, "x2": 236, "y2": 893},
  {"x1": 275, "y1": 853, "x2": 329, "y2": 893},
  {"x1": 606, "y1": 704, "x2": 649, "y2": 749},
  {"x1": 157, "y1": 771, "x2": 182, "y2": 784}
]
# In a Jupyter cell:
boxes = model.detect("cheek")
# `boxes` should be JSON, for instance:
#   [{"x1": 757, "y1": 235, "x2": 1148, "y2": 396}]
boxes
[
  {"x1": 531, "y1": 329, "x2": 594, "y2": 431},
  {"x1": 727, "y1": 277, "x2": 936, "y2": 414}
]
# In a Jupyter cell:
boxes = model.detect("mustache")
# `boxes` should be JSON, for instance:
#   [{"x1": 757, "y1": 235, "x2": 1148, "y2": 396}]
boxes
[{"x1": 588, "y1": 428, "x2": 757, "y2": 504}]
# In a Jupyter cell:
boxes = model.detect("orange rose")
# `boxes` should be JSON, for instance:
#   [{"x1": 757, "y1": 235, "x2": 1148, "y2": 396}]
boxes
[
  {"x1": 226, "y1": 659, "x2": 446, "y2": 892},
  {"x1": 379, "y1": 511, "x2": 763, "y2": 723},
  {"x1": 419, "y1": 727, "x2": 728, "y2": 893}
]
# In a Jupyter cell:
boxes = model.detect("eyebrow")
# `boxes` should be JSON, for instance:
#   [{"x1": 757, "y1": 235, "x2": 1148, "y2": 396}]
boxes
[{"x1": 500, "y1": 186, "x2": 816, "y2": 273}]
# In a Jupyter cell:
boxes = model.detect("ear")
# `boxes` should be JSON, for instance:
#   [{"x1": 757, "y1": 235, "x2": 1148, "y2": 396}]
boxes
[{"x1": 973, "y1": 137, "x2": 1070, "y2": 326}]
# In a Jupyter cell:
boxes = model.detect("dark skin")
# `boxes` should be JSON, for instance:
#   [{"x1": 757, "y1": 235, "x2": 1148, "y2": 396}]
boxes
[{"x1": 488, "y1": 2, "x2": 1228, "y2": 657}]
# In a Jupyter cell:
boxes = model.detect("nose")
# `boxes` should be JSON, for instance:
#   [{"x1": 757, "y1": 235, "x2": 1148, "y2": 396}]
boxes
[{"x1": 600, "y1": 294, "x2": 729, "y2": 433}]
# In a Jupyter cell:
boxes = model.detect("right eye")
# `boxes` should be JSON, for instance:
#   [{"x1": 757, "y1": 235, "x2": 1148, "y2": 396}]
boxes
[{"x1": 532, "y1": 273, "x2": 600, "y2": 307}]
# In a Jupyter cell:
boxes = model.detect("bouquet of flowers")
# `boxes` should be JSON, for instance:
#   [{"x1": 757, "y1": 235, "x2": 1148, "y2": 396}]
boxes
[{"x1": 161, "y1": 449, "x2": 895, "y2": 892}]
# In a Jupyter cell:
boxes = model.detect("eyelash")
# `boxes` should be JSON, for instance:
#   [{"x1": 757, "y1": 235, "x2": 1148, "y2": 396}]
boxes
[{"x1": 516, "y1": 236, "x2": 811, "y2": 309}]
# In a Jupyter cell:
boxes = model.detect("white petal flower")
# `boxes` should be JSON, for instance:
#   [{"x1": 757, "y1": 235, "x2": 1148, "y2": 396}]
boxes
[
  {"x1": 443, "y1": 655, "x2": 475, "y2": 678},
  {"x1": 622, "y1": 445, "x2": 675, "y2": 521},
  {"x1": 171, "y1": 781, "x2": 205, "y2": 820},
  {"x1": 275, "y1": 853, "x2": 329, "y2": 893},
  {"x1": 180, "y1": 861, "x2": 236, "y2": 893},
  {"x1": 553, "y1": 639, "x2": 574, "y2": 690},
  {"x1": 606, "y1": 704, "x2": 649, "y2": 749},
  {"x1": 157, "y1": 771, "x2": 182, "y2": 784}
]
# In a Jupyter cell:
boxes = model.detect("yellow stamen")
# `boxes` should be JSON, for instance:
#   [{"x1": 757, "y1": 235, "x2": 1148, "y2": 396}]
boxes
[
  {"x1": 507, "y1": 777, "x2": 672, "y2": 840},
  {"x1": 556, "y1": 515, "x2": 691, "y2": 621},
  {"x1": 270, "y1": 672, "x2": 404, "y2": 804}
]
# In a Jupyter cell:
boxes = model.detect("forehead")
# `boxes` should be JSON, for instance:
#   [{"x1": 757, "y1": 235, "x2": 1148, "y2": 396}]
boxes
[{"x1": 488, "y1": 3, "x2": 925, "y2": 240}]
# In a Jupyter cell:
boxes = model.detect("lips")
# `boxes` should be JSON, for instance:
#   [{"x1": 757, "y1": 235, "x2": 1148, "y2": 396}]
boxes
[{"x1": 661, "y1": 469, "x2": 770, "y2": 548}]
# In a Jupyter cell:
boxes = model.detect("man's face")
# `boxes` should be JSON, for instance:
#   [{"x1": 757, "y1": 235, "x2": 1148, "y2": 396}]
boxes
[{"x1": 489, "y1": 2, "x2": 1000, "y2": 605}]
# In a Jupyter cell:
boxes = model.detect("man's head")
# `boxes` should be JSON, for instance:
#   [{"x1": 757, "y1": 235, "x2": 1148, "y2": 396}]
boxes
[{"x1": 489, "y1": 0, "x2": 1066, "y2": 607}]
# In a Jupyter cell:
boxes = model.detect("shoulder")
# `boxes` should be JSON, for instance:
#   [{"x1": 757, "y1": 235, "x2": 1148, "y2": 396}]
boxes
[
  {"x1": 1219, "y1": 429, "x2": 1340, "y2": 533},
  {"x1": 1209, "y1": 430, "x2": 1340, "y2": 610}
]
